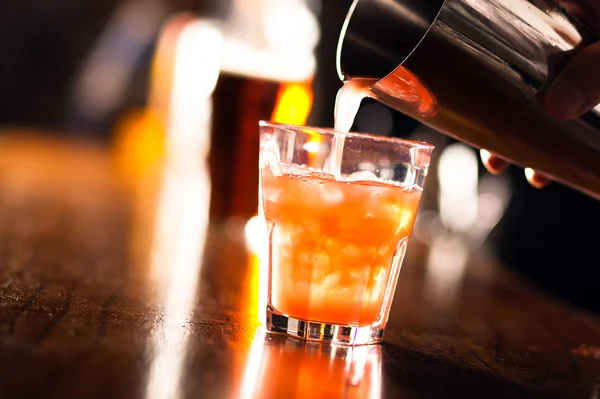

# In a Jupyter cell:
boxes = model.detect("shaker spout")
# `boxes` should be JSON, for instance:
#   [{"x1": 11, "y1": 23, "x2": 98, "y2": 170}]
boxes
[{"x1": 336, "y1": 0, "x2": 445, "y2": 81}]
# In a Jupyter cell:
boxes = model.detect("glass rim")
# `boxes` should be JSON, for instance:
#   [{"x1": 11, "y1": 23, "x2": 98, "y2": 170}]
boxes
[{"x1": 259, "y1": 120, "x2": 435, "y2": 151}]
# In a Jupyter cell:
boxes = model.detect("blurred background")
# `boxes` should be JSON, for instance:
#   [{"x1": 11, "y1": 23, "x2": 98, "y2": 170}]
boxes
[{"x1": 1, "y1": 0, "x2": 599, "y2": 314}]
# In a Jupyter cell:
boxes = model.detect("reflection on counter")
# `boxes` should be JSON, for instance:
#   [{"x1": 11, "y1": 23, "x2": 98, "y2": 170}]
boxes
[
  {"x1": 243, "y1": 215, "x2": 267, "y2": 323},
  {"x1": 238, "y1": 329, "x2": 382, "y2": 399},
  {"x1": 134, "y1": 18, "x2": 218, "y2": 399},
  {"x1": 144, "y1": 162, "x2": 211, "y2": 399}
]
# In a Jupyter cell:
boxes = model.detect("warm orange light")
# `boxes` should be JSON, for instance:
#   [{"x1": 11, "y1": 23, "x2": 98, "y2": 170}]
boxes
[
  {"x1": 111, "y1": 13, "x2": 196, "y2": 182},
  {"x1": 245, "y1": 253, "x2": 260, "y2": 318},
  {"x1": 303, "y1": 140, "x2": 320, "y2": 154},
  {"x1": 244, "y1": 215, "x2": 268, "y2": 322},
  {"x1": 112, "y1": 108, "x2": 165, "y2": 181},
  {"x1": 305, "y1": 134, "x2": 321, "y2": 166},
  {"x1": 271, "y1": 82, "x2": 313, "y2": 126}
]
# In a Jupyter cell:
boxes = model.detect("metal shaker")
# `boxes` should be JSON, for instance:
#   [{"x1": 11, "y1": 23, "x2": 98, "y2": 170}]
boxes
[{"x1": 337, "y1": 0, "x2": 600, "y2": 200}]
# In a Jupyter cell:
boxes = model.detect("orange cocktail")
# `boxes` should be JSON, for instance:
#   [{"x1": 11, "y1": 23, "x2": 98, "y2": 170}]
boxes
[
  {"x1": 262, "y1": 166, "x2": 421, "y2": 325},
  {"x1": 258, "y1": 121, "x2": 433, "y2": 345}
]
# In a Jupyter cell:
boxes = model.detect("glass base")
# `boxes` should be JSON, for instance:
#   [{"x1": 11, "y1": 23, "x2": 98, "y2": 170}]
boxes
[{"x1": 265, "y1": 305, "x2": 384, "y2": 346}]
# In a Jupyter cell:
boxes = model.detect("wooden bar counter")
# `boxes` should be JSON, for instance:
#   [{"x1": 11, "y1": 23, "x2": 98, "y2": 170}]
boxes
[{"x1": 0, "y1": 131, "x2": 599, "y2": 399}]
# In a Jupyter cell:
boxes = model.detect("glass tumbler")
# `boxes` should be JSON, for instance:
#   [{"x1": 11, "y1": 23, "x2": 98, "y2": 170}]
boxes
[{"x1": 258, "y1": 121, "x2": 434, "y2": 345}]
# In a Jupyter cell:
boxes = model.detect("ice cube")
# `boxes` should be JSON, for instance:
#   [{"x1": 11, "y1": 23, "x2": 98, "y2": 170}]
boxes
[
  {"x1": 317, "y1": 272, "x2": 341, "y2": 292},
  {"x1": 296, "y1": 176, "x2": 343, "y2": 205},
  {"x1": 341, "y1": 245, "x2": 361, "y2": 258},
  {"x1": 282, "y1": 163, "x2": 312, "y2": 176},
  {"x1": 259, "y1": 149, "x2": 282, "y2": 176},
  {"x1": 378, "y1": 242, "x2": 391, "y2": 257},
  {"x1": 346, "y1": 170, "x2": 379, "y2": 182},
  {"x1": 383, "y1": 203, "x2": 402, "y2": 221},
  {"x1": 364, "y1": 269, "x2": 387, "y2": 305},
  {"x1": 349, "y1": 266, "x2": 370, "y2": 283},
  {"x1": 273, "y1": 225, "x2": 298, "y2": 246},
  {"x1": 364, "y1": 287, "x2": 379, "y2": 306},
  {"x1": 337, "y1": 286, "x2": 359, "y2": 302},
  {"x1": 303, "y1": 219, "x2": 320, "y2": 238},
  {"x1": 372, "y1": 266, "x2": 387, "y2": 284},
  {"x1": 321, "y1": 186, "x2": 344, "y2": 204},
  {"x1": 398, "y1": 209, "x2": 416, "y2": 232},
  {"x1": 264, "y1": 188, "x2": 282, "y2": 203},
  {"x1": 298, "y1": 251, "x2": 330, "y2": 279}
]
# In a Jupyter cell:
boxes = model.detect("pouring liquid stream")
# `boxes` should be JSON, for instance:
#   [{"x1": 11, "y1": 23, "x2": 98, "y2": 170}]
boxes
[
  {"x1": 329, "y1": 70, "x2": 437, "y2": 179},
  {"x1": 327, "y1": 78, "x2": 377, "y2": 178}
]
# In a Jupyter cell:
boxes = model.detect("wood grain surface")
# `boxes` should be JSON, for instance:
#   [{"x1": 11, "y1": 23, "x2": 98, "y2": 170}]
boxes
[{"x1": 0, "y1": 132, "x2": 599, "y2": 399}]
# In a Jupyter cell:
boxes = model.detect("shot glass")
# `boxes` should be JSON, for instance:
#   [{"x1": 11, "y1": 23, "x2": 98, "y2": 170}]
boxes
[{"x1": 258, "y1": 121, "x2": 434, "y2": 345}]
